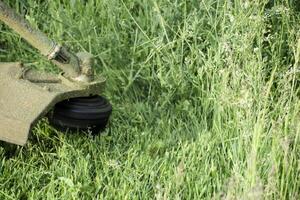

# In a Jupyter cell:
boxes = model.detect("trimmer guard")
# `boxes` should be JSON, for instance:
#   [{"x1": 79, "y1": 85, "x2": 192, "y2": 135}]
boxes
[{"x1": 0, "y1": 62, "x2": 105, "y2": 145}]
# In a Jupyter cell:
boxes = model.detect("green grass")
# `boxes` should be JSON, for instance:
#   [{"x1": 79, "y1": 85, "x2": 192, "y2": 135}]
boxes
[{"x1": 0, "y1": 0, "x2": 300, "y2": 199}]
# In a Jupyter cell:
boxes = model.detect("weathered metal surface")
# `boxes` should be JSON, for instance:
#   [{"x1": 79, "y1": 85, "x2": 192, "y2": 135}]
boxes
[{"x1": 0, "y1": 62, "x2": 106, "y2": 145}]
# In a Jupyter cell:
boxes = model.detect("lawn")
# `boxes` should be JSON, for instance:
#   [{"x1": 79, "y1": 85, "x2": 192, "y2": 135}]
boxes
[{"x1": 0, "y1": 0, "x2": 300, "y2": 199}]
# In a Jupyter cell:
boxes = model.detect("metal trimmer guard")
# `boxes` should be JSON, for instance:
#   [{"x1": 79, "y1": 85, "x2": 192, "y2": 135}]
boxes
[{"x1": 0, "y1": 62, "x2": 105, "y2": 145}]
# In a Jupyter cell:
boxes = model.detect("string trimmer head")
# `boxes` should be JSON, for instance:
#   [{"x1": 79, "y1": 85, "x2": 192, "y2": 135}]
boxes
[{"x1": 0, "y1": 1, "x2": 112, "y2": 145}]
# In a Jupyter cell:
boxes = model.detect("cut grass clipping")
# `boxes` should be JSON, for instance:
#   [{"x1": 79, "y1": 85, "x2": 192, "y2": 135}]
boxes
[{"x1": 0, "y1": 0, "x2": 300, "y2": 199}]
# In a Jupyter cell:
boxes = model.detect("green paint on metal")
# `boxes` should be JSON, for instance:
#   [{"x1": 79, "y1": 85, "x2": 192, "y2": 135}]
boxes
[
  {"x1": 0, "y1": 1, "x2": 107, "y2": 145},
  {"x1": 0, "y1": 63, "x2": 105, "y2": 145}
]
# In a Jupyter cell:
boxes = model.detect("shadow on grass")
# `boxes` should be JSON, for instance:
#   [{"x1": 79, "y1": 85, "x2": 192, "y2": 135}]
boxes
[{"x1": 0, "y1": 141, "x2": 19, "y2": 159}]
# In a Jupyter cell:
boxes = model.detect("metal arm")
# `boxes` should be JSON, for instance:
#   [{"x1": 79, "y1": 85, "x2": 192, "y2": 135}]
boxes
[{"x1": 0, "y1": 1, "x2": 93, "y2": 82}]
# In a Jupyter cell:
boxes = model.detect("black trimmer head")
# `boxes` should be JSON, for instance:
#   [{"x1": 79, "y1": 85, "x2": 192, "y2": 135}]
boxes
[{"x1": 49, "y1": 96, "x2": 112, "y2": 134}]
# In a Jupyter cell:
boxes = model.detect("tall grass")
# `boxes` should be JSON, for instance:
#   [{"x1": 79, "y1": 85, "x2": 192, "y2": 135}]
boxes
[{"x1": 0, "y1": 0, "x2": 299, "y2": 199}]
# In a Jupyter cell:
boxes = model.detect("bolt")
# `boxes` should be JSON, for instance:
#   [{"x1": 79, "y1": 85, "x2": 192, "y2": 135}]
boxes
[{"x1": 43, "y1": 86, "x2": 51, "y2": 92}]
